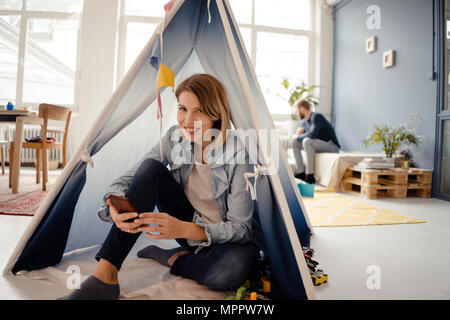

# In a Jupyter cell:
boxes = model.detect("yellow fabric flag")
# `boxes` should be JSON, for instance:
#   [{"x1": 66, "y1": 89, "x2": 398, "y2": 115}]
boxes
[{"x1": 157, "y1": 64, "x2": 175, "y2": 91}]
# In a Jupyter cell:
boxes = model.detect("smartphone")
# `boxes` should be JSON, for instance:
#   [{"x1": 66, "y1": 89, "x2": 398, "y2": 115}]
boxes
[{"x1": 108, "y1": 194, "x2": 138, "y2": 222}]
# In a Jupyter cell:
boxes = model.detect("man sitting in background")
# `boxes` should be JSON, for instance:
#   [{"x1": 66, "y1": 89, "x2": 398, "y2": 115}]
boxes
[{"x1": 290, "y1": 99, "x2": 340, "y2": 184}]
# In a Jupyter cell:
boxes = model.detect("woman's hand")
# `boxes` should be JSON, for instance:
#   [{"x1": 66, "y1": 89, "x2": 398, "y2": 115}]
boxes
[
  {"x1": 134, "y1": 212, "x2": 188, "y2": 240},
  {"x1": 107, "y1": 199, "x2": 142, "y2": 234}
]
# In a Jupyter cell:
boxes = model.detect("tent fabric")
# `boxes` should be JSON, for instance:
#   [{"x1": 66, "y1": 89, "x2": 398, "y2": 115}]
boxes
[
  {"x1": 5, "y1": 0, "x2": 315, "y2": 300},
  {"x1": 254, "y1": 174, "x2": 307, "y2": 299}
]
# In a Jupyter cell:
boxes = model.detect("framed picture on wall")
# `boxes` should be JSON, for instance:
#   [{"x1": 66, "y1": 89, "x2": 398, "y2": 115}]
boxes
[
  {"x1": 366, "y1": 36, "x2": 377, "y2": 53},
  {"x1": 383, "y1": 50, "x2": 395, "y2": 68}
]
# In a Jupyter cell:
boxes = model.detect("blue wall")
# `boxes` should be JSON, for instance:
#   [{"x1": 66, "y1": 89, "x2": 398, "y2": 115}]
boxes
[{"x1": 332, "y1": 0, "x2": 437, "y2": 169}]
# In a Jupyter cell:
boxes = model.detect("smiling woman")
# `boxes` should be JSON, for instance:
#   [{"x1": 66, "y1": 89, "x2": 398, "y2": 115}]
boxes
[
  {"x1": 177, "y1": 91, "x2": 214, "y2": 148},
  {"x1": 175, "y1": 73, "x2": 231, "y2": 151},
  {"x1": 59, "y1": 73, "x2": 260, "y2": 300}
]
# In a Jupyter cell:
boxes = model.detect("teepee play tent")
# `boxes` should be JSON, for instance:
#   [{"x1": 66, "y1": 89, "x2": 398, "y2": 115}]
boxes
[{"x1": 4, "y1": 0, "x2": 316, "y2": 300}]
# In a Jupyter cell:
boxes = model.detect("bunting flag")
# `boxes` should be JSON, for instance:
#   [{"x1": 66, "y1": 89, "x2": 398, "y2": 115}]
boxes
[
  {"x1": 157, "y1": 63, "x2": 175, "y2": 91},
  {"x1": 157, "y1": 91, "x2": 163, "y2": 119},
  {"x1": 164, "y1": 0, "x2": 176, "y2": 12},
  {"x1": 156, "y1": 63, "x2": 174, "y2": 119},
  {"x1": 151, "y1": 1, "x2": 176, "y2": 120},
  {"x1": 154, "y1": 0, "x2": 176, "y2": 159}
]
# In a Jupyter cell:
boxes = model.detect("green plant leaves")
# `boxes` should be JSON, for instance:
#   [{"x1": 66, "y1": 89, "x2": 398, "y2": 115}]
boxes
[
  {"x1": 362, "y1": 124, "x2": 421, "y2": 158},
  {"x1": 279, "y1": 78, "x2": 320, "y2": 108},
  {"x1": 281, "y1": 79, "x2": 290, "y2": 90}
]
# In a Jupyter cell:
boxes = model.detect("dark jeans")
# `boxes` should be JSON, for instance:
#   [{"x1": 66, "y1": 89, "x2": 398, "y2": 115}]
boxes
[{"x1": 96, "y1": 158, "x2": 260, "y2": 291}]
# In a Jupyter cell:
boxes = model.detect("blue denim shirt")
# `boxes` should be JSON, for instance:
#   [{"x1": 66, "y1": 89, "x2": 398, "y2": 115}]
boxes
[{"x1": 98, "y1": 125, "x2": 256, "y2": 253}]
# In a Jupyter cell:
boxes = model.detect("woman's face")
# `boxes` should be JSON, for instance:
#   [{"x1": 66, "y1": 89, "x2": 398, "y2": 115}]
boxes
[{"x1": 177, "y1": 90, "x2": 214, "y2": 143}]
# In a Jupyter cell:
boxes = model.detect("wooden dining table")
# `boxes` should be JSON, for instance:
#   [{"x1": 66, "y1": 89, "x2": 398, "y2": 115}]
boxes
[{"x1": 0, "y1": 109, "x2": 43, "y2": 194}]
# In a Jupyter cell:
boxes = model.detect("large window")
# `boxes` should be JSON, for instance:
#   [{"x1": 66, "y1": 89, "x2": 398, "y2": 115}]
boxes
[
  {"x1": 441, "y1": 120, "x2": 450, "y2": 195},
  {"x1": 116, "y1": 0, "x2": 161, "y2": 82},
  {"x1": 0, "y1": 0, "x2": 83, "y2": 108},
  {"x1": 230, "y1": 0, "x2": 314, "y2": 116},
  {"x1": 436, "y1": 1, "x2": 450, "y2": 199},
  {"x1": 447, "y1": 18, "x2": 450, "y2": 110},
  {"x1": 117, "y1": 0, "x2": 314, "y2": 116}
]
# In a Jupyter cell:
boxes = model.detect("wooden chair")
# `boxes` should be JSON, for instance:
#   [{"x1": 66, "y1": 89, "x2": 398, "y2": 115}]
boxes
[
  {"x1": 1, "y1": 123, "x2": 13, "y2": 175},
  {"x1": 0, "y1": 141, "x2": 7, "y2": 175},
  {"x1": 9, "y1": 104, "x2": 71, "y2": 191}
]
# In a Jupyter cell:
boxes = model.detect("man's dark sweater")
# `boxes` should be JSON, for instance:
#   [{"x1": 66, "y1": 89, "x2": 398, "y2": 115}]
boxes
[{"x1": 297, "y1": 112, "x2": 340, "y2": 148}]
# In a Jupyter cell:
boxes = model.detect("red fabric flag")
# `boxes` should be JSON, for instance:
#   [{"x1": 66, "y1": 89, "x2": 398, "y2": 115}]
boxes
[
  {"x1": 157, "y1": 90, "x2": 163, "y2": 119},
  {"x1": 164, "y1": 0, "x2": 176, "y2": 12}
]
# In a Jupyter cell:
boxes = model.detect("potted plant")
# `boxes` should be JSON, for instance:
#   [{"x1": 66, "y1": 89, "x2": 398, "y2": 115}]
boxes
[
  {"x1": 399, "y1": 149, "x2": 413, "y2": 169},
  {"x1": 277, "y1": 79, "x2": 320, "y2": 135},
  {"x1": 362, "y1": 124, "x2": 421, "y2": 163}
]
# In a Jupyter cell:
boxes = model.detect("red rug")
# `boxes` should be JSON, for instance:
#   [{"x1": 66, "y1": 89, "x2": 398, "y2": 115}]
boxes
[{"x1": 0, "y1": 189, "x2": 49, "y2": 216}]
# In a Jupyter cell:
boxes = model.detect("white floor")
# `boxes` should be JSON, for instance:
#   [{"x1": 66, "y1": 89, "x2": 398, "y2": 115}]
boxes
[
  {"x1": 312, "y1": 195, "x2": 450, "y2": 300},
  {"x1": 1, "y1": 169, "x2": 449, "y2": 300}
]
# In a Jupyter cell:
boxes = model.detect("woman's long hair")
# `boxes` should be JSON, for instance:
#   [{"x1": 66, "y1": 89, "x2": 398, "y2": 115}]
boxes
[{"x1": 175, "y1": 73, "x2": 231, "y2": 145}]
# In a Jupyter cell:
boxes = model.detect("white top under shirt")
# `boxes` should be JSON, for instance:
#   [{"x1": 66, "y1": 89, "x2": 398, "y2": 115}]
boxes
[{"x1": 184, "y1": 163, "x2": 223, "y2": 224}]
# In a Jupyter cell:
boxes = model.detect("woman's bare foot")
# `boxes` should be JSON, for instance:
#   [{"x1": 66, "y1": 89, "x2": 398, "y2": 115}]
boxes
[{"x1": 167, "y1": 250, "x2": 190, "y2": 267}]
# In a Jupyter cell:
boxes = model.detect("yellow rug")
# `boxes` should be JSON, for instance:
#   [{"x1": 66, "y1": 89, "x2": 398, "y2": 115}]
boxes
[{"x1": 302, "y1": 189, "x2": 425, "y2": 227}]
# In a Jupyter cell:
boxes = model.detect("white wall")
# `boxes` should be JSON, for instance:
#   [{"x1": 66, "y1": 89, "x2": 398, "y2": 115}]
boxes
[
  {"x1": 314, "y1": 0, "x2": 335, "y2": 121},
  {"x1": 68, "y1": 0, "x2": 120, "y2": 157}
]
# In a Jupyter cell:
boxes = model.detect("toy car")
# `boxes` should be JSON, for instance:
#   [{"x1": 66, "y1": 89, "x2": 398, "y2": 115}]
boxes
[{"x1": 311, "y1": 269, "x2": 328, "y2": 286}]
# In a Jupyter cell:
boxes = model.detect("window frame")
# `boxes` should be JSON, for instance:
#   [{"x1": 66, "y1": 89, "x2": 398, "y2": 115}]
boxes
[
  {"x1": 0, "y1": 2, "x2": 83, "y2": 112},
  {"x1": 445, "y1": 10, "x2": 450, "y2": 112},
  {"x1": 116, "y1": 0, "x2": 316, "y2": 120},
  {"x1": 116, "y1": 0, "x2": 160, "y2": 85},
  {"x1": 433, "y1": 0, "x2": 450, "y2": 200}
]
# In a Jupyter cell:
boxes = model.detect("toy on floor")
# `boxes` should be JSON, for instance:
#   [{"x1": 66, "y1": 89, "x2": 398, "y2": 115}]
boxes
[
  {"x1": 226, "y1": 247, "x2": 328, "y2": 300},
  {"x1": 298, "y1": 182, "x2": 315, "y2": 197},
  {"x1": 311, "y1": 269, "x2": 328, "y2": 286},
  {"x1": 226, "y1": 276, "x2": 271, "y2": 300},
  {"x1": 226, "y1": 286, "x2": 247, "y2": 300},
  {"x1": 303, "y1": 247, "x2": 328, "y2": 286}
]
